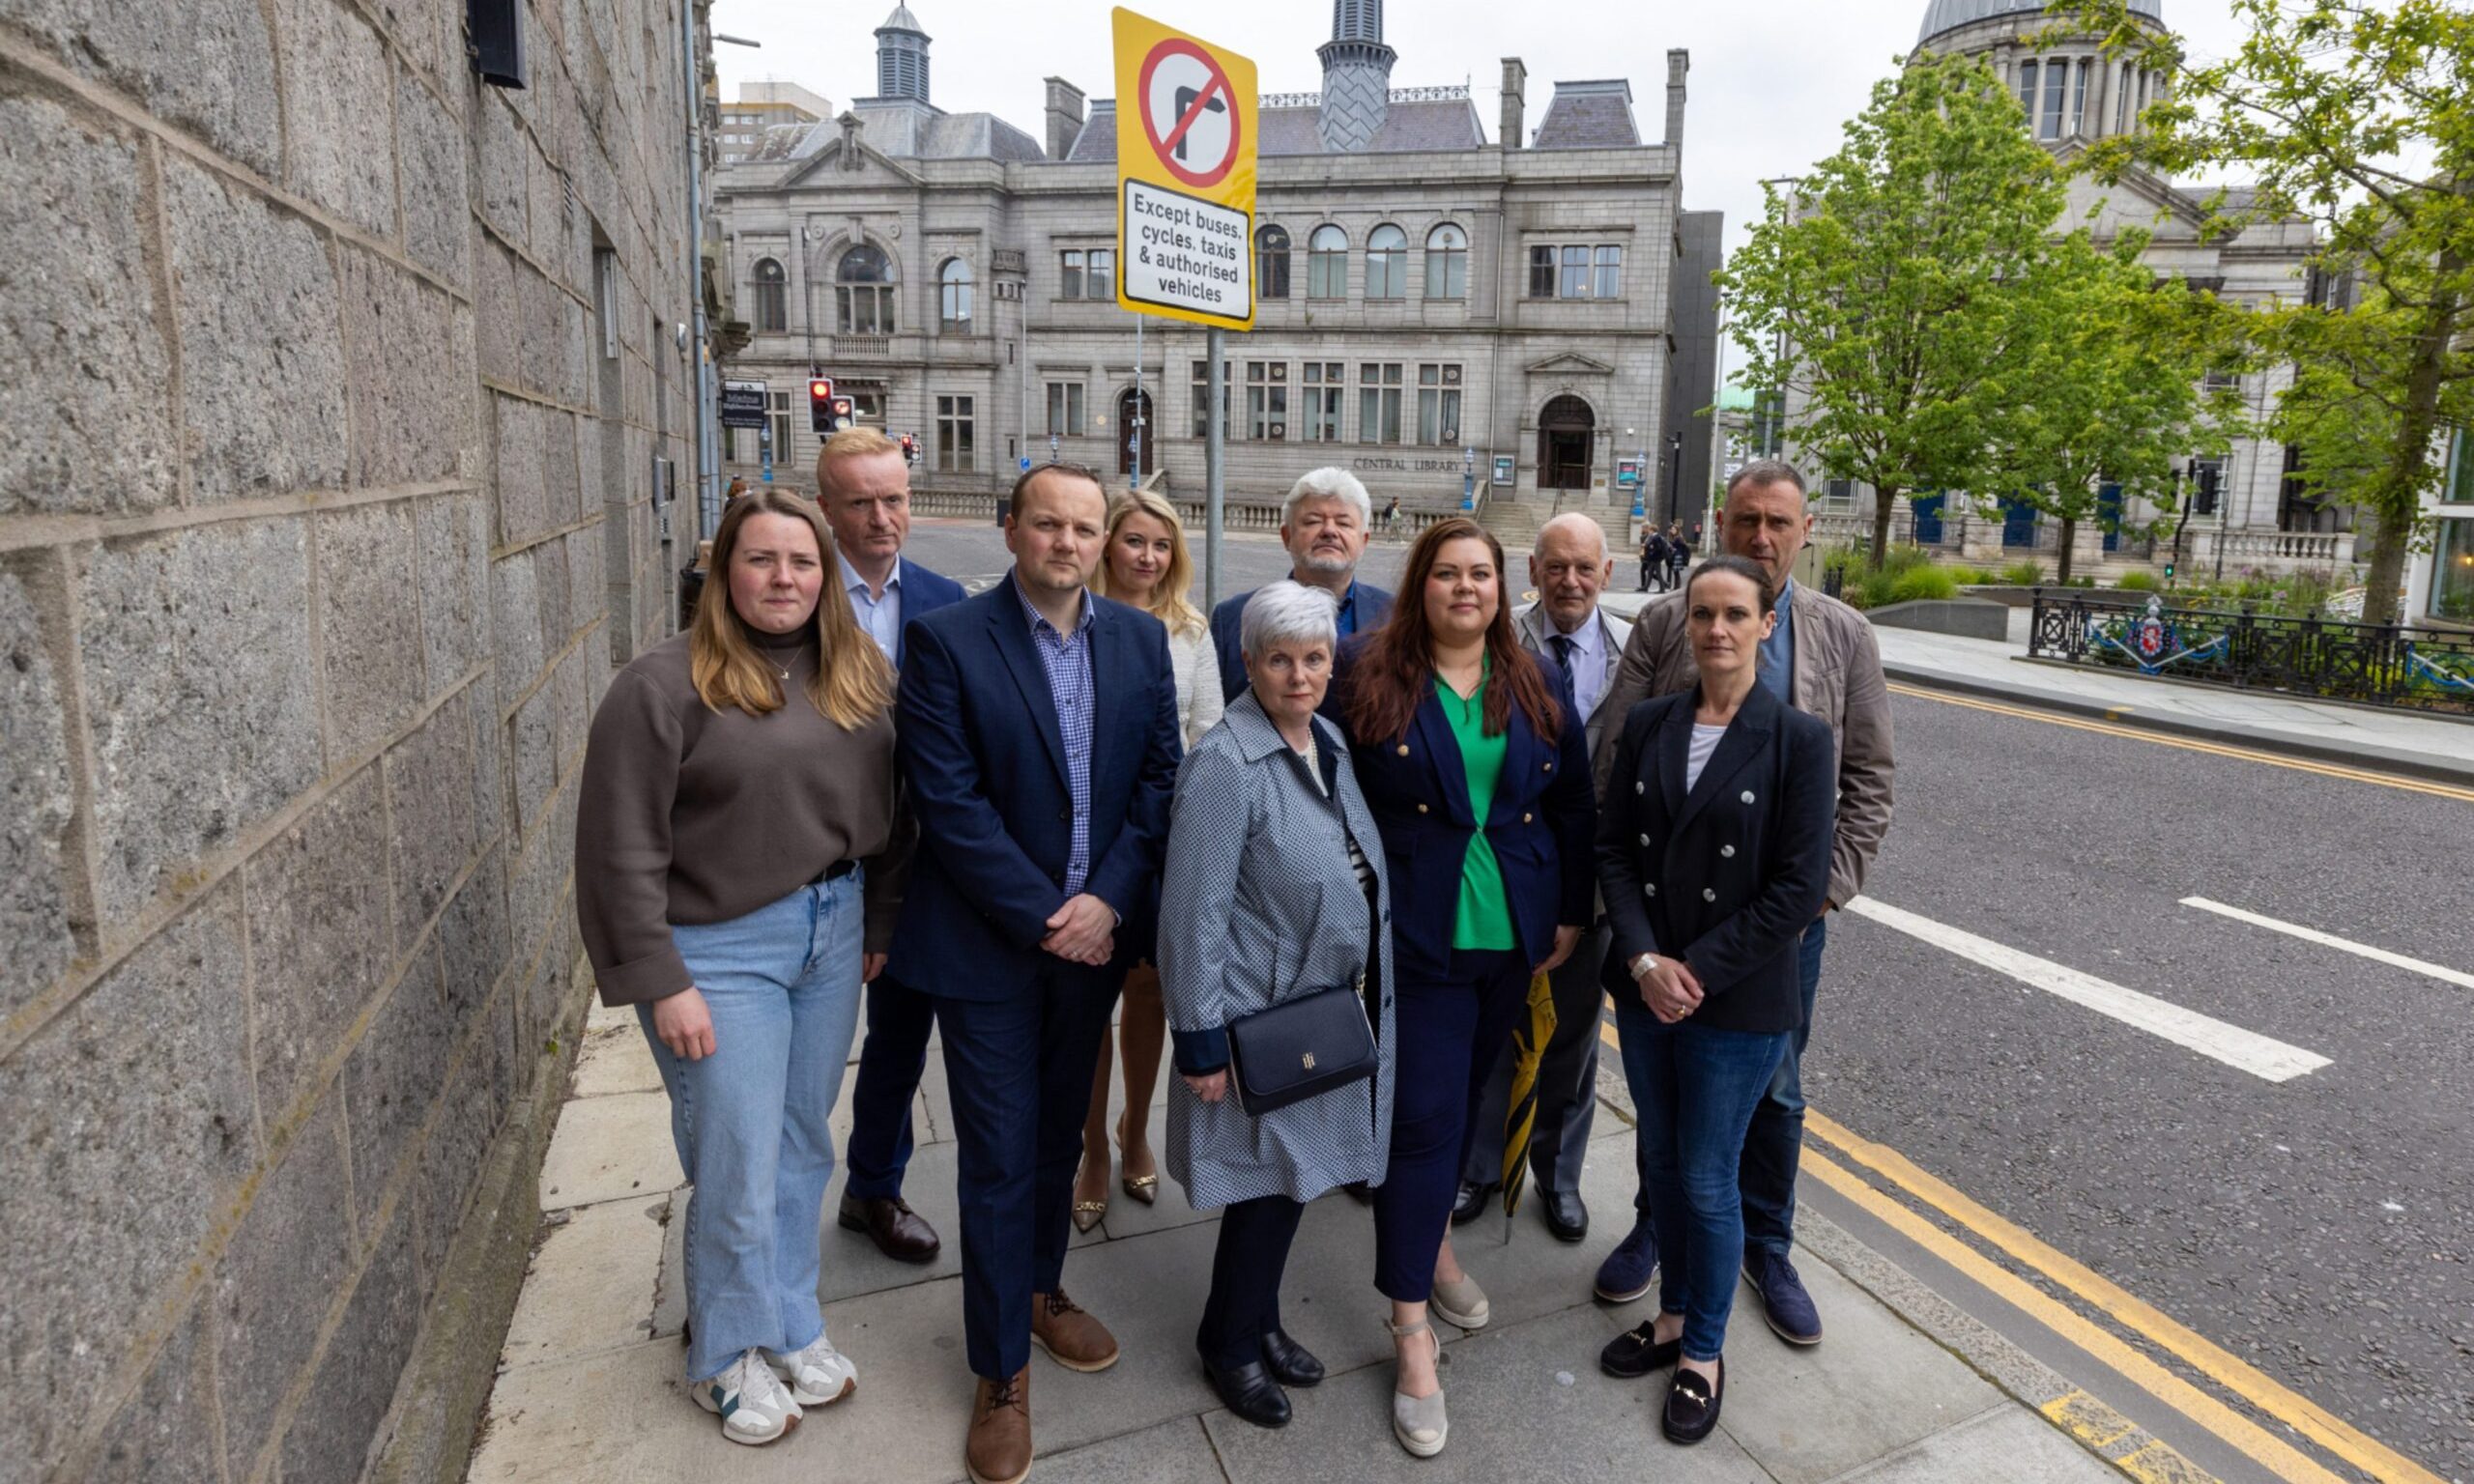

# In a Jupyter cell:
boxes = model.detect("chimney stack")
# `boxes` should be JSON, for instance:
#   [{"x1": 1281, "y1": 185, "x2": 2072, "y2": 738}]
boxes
[
  {"x1": 1500, "y1": 57, "x2": 1526, "y2": 150},
  {"x1": 1044, "y1": 76, "x2": 1086, "y2": 160},
  {"x1": 1664, "y1": 48, "x2": 1688, "y2": 147}
]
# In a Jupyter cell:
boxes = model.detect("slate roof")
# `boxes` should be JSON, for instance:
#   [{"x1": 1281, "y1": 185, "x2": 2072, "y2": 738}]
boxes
[
  {"x1": 1531, "y1": 81, "x2": 1640, "y2": 150},
  {"x1": 1064, "y1": 95, "x2": 1483, "y2": 161},
  {"x1": 1918, "y1": 0, "x2": 2159, "y2": 43}
]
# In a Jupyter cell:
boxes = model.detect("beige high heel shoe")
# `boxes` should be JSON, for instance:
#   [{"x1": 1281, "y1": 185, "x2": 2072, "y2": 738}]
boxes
[
  {"x1": 1386, "y1": 1316, "x2": 1448, "y2": 1458},
  {"x1": 1116, "y1": 1109, "x2": 1157, "y2": 1206}
]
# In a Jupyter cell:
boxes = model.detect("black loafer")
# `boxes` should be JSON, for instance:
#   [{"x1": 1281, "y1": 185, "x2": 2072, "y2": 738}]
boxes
[
  {"x1": 1542, "y1": 1187, "x2": 1589, "y2": 1243},
  {"x1": 1599, "y1": 1319, "x2": 1683, "y2": 1379},
  {"x1": 1662, "y1": 1357, "x2": 1724, "y2": 1444},
  {"x1": 1450, "y1": 1181, "x2": 1495, "y2": 1226},
  {"x1": 1202, "y1": 1356, "x2": 1291, "y2": 1429},
  {"x1": 1259, "y1": 1327, "x2": 1325, "y2": 1387}
]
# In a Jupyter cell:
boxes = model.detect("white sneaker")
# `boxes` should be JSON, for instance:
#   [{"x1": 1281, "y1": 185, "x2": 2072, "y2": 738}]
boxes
[
  {"x1": 692, "y1": 1349, "x2": 803, "y2": 1445},
  {"x1": 764, "y1": 1333, "x2": 859, "y2": 1406}
]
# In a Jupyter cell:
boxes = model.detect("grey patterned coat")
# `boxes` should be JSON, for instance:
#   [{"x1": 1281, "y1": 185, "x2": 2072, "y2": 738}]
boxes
[{"x1": 1158, "y1": 691, "x2": 1397, "y2": 1209}]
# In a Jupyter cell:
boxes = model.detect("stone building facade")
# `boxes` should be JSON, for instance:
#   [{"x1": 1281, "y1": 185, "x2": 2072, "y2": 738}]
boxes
[
  {"x1": 0, "y1": 0, "x2": 702, "y2": 1478},
  {"x1": 712, "y1": 5, "x2": 1722, "y2": 545},
  {"x1": 1783, "y1": 0, "x2": 2343, "y2": 575}
]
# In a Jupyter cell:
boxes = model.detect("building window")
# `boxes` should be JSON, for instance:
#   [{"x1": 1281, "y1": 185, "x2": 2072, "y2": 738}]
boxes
[
  {"x1": 1302, "y1": 361, "x2": 1342, "y2": 442},
  {"x1": 1189, "y1": 358, "x2": 1231, "y2": 438},
  {"x1": 1358, "y1": 362, "x2": 1402, "y2": 445},
  {"x1": 752, "y1": 257, "x2": 787, "y2": 333},
  {"x1": 836, "y1": 244, "x2": 896, "y2": 334},
  {"x1": 1416, "y1": 363, "x2": 1461, "y2": 445},
  {"x1": 1060, "y1": 249, "x2": 1084, "y2": 300},
  {"x1": 1366, "y1": 224, "x2": 1407, "y2": 300},
  {"x1": 2073, "y1": 57, "x2": 2092, "y2": 134},
  {"x1": 1045, "y1": 383, "x2": 1085, "y2": 438},
  {"x1": 767, "y1": 390, "x2": 792, "y2": 468},
  {"x1": 2018, "y1": 59, "x2": 2039, "y2": 120},
  {"x1": 2431, "y1": 516, "x2": 2474, "y2": 621},
  {"x1": 1424, "y1": 223, "x2": 1467, "y2": 300},
  {"x1": 1309, "y1": 225, "x2": 1347, "y2": 299},
  {"x1": 935, "y1": 394, "x2": 974, "y2": 472},
  {"x1": 848, "y1": 389, "x2": 883, "y2": 424},
  {"x1": 2042, "y1": 58, "x2": 2067, "y2": 139},
  {"x1": 1560, "y1": 244, "x2": 1591, "y2": 299},
  {"x1": 2190, "y1": 457, "x2": 2222, "y2": 517},
  {"x1": 1058, "y1": 248, "x2": 1113, "y2": 300},
  {"x1": 938, "y1": 258, "x2": 973, "y2": 331},
  {"x1": 1256, "y1": 225, "x2": 1291, "y2": 299},
  {"x1": 2451, "y1": 428, "x2": 2474, "y2": 503},
  {"x1": 1528, "y1": 244, "x2": 1556, "y2": 299},
  {"x1": 1594, "y1": 244, "x2": 1623, "y2": 300},
  {"x1": 1247, "y1": 361, "x2": 1287, "y2": 441}
]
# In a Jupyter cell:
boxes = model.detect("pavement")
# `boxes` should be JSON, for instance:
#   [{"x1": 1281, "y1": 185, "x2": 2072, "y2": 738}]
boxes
[{"x1": 464, "y1": 999, "x2": 2135, "y2": 1484}]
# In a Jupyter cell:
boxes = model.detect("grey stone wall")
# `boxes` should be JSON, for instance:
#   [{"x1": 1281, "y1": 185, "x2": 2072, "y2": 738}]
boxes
[{"x1": 0, "y1": 0, "x2": 697, "y2": 1479}]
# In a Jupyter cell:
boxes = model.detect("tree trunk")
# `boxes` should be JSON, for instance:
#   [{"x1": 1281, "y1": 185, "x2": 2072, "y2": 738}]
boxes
[
  {"x1": 2057, "y1": 515, "x2": 2077, "y2": 585},
  {"x1": 1871, "y1": 485, "x2": 1899, "y2": 570},
  {"x1": 2363, "y1": 502, "x2": 2413, "y2": 625}
]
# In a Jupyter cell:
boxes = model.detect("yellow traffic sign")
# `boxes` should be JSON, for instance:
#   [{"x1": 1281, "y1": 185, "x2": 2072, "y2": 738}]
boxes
[{"x1": 1111, "y1": 8, "x2": 1256, "y2": 329}]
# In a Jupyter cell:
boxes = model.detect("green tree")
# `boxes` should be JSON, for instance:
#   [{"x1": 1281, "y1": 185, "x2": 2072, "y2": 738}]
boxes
[
  {"x1": 1982, "y1": 228, "x2": 2247, "y2": 583},
  {"x1": 1720, "y1": 53, "x2": 2065, "y2": 567},
  {"x1": 2069, "y1": 0, "x2": 2474, "y2": 623}
]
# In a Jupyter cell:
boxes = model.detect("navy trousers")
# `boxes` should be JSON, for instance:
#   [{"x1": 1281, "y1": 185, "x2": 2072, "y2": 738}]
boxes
[
  {"x1": 934, "y1": 962, "x2": 1120, "y2": 1381},
  {"x1": 1371, "y1": 947, "x2": 1529, "y2": 1302},
  {"x1": 843, "y1": 974, "x2": 935, "y2": 1201},
  {"x1": 1197, "y1": 1194, "x2": 1306, "y2": 1370}
]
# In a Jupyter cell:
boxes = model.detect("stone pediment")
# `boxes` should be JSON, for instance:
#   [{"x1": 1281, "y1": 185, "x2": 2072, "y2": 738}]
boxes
[
  {"x1": 1526, "y1": 352, "x2": 1615, "y2": 376},
  {"x1": 779, "y1": 126, "x2": 925, "y2": 191}
]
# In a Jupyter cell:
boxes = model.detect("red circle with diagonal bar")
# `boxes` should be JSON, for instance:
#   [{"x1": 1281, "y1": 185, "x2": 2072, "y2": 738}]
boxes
[{"x1": 1136, "y1": 39, "x2": 1241, "y2": 189}]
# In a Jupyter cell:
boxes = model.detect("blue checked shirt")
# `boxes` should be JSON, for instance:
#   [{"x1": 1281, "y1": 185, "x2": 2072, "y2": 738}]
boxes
[{"x1": 1014, "y1": 573, "x2": 1098, "y2": 896}]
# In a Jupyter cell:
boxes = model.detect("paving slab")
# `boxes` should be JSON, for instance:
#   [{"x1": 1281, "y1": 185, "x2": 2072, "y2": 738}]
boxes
[
  {"x1": 1037, "y1": 1415, "x2": 1230, "y2": 1483},
  {"x1": 500, "y1": 1195, "x2": 667, "y2": 1370},
  {"x1": 1825, "y1": 1404, "x2": 2122, "y2": 1484},
  {"x1": 537, "y1": 1090, "x2": 680, "y2": 1210},
  {"x1": 567, "y1": 1018, "x2": 660, "y2": 1099}
]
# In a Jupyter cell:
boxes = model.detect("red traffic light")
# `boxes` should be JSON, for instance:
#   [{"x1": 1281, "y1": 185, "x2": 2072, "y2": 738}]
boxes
[{"x1": 808, "y1": 378, "x2": 833, "y2": 402}]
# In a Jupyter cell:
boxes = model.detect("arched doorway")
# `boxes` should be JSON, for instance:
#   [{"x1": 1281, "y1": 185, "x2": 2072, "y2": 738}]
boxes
[
  {"x1": 1539, "y1": 395, "x2": 1595, "y2": 491},
  {"x1": 1117, "y1": 388, "x2": 1155, "y2": 477}
]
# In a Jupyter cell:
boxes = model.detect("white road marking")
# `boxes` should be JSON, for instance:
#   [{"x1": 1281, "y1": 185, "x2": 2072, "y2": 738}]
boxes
[
  {"x1": 1843, "y1": 898, "x2": 2332, "y2": 1083},
  {"x1": 2177, "y1": 897, "x2": 2474, "y2": 992}
]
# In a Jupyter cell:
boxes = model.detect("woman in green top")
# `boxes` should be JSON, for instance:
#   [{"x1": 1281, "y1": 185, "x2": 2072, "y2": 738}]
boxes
[{"x1": 1338, "y1": 518, "x2": 1597, "y2": 1458}]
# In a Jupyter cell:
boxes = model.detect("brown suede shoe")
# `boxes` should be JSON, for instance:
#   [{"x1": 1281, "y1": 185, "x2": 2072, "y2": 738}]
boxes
[
  {"x1": 838, "y1": 1192, "x2": 940, "y2": 1264},
  {"x1": 965, "y1": 1367, "x2": 1032, "y2": 1484},
  {"x1": 1029, "y1": 1289, "x2": 1120, "y2": 1372}
]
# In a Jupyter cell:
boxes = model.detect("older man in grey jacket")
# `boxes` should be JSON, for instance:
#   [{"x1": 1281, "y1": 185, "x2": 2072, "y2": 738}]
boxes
[{"x1": 1590, "y1": 460, "x2": 1895, "y2": 1347}]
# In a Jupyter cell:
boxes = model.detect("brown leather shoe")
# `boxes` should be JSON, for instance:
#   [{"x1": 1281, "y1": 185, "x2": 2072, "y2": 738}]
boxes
[
  {"x1": 965, "y1": 1367, "x2": 1032, "y2": 1484},
  {"x1": 839, "y1": 1192, "x2": 940, "y2": 1264},
  {"x1": 1029, "y1": 1289, "x2": 1120, "y2": 1372}
]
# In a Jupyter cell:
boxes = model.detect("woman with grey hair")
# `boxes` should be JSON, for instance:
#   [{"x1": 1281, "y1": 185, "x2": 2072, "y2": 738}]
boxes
[{"x1": 1159, "y1": 581, "x2": 1395, "y2": 1433}]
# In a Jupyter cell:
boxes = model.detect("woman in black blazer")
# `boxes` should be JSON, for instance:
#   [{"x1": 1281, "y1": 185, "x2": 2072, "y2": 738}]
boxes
[{"x1": 1592, "y1": 555, "x2": 1835, "y2": 1444}]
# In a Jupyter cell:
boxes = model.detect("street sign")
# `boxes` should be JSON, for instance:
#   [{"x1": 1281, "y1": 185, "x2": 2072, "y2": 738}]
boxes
[
  {"x1": 1112, "y1": 8, "x2": 1256, "y2": 330},
  {"x1": 721, "y1": 380, "x2": 767, "y2": 430}
]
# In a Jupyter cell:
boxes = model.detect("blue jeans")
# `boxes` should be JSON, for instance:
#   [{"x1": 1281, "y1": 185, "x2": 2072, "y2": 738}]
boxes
[
  {"x1": 639, "y1": 871, "x2": 867, "y2": 1382},
  {"x1": 1614, "y1": 993, "x2": 1790, "y2": 1362},
  {"x1": 1740, "y1": 918, "x2": 1827, "y2": 1258}
]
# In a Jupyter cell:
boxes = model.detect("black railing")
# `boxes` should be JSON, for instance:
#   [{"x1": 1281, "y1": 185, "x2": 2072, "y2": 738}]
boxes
[{"x1": 2028, "y1": 590, "x2": 2474, "y2": 714}]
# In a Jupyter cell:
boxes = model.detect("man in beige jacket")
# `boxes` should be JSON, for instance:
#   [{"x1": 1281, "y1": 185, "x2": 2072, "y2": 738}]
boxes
[{"x1": 1589, "y1": 459, "x2": 1895, "y2": 1347}]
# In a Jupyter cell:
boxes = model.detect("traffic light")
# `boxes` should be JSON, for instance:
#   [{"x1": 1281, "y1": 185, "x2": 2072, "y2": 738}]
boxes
[
  {"x1": 808, "y1": 377, "x2": 834, "y2": 434},
  {"x1": 832, "y1": 396, "x2": 854, "y2": 429},
  {"x1": 2163, "y1": 559, "x2": 2176, "y2": 581},
  {"x1": 899, "y1": 433, "x2": 917, "y2": 466}
]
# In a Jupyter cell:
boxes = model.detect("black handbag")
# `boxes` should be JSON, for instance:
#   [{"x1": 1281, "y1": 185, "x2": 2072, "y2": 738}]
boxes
[{"x1": 1225, "y1": 979, "x2": 1378, "y2": 1116}]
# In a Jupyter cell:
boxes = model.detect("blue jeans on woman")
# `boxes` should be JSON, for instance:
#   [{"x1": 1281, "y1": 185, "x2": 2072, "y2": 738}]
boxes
[
  {"x1": 1613, "y1": 992, "x2": 1790, "y2": 1363},
  {"x1": 639, "y1": 870, "x2": 867, "y2": 1383}
]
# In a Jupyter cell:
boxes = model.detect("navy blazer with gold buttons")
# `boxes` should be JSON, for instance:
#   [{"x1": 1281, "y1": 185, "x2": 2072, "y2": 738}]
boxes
[
  {"x1": 1595, "y1": 681, "x2": 1836, "y2": 1034},
  {"x1": 1336, "y1": 641, "x2": 1597, "y2": 986}
]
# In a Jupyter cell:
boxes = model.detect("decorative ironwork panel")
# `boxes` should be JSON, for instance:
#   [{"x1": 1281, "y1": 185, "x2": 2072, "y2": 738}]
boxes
[{"x1": 2027, "y1": 592, "x2": 2474, "y2": 714}]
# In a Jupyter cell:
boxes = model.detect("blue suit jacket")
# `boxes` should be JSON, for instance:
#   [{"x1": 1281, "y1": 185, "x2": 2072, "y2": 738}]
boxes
[
  {"x1": 1336, "y1": 641, "x2": 1597, "y2": 985},
  {"x1": 887, "y1": 556, "x2": 965, "y2": 665},
  {"x1": 1210, "y1": 579, "x2": 1395, "y2": 706},
  {"x1": 887, "y1": 580, "x2": 1184, "y2": 1001}
]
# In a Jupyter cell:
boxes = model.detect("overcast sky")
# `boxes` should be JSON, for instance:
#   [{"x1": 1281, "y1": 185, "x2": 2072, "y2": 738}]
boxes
[{"x1": 711, "y1": 0, "x2": 2258, "y2": 385}]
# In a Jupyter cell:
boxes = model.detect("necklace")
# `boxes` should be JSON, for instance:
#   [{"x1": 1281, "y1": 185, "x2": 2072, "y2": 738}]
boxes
[{"x1": 772, "y1": 646, "x2": 812, "y2": 682}]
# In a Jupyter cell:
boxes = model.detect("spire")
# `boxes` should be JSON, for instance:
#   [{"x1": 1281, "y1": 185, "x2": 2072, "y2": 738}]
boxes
[
  {"x1": 1318, "y1": 0, "x2": 1395, "y2": 150},
  {"x1": 875, "y1": 4, "x2": 931, "y2": 104}
]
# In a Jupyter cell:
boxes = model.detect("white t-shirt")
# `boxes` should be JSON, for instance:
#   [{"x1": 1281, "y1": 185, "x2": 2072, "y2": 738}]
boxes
[{"x1": 1684, "y1": 723, "x2": 1727, "y2": 793}]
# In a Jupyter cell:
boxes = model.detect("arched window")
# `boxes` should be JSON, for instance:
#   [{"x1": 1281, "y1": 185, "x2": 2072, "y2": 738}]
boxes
[
  {"x1": 835, "y1": 243, "x2": 896, "y2": 334},
  {"x1": 1366, "y1": 224, "x2": 1407, "y2": 300},
  {"x1": 1308, "y1": 225, "x2": 1347, "y2": 299},
  {"x1": 1424, "y1": 223, "x2": 1467, "y2": 300},
  {"x1": 752, "y1": 257, "x2": 787, "y2": 333},
  {"x1": 1255, "y1": 225, "x2": 1291, "y2": 299},
  {"x1": 938, "y1": 257, "x2": 973, "y2": 331}
]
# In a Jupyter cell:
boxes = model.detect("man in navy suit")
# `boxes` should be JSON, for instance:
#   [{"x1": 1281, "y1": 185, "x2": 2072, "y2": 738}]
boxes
[
  {"x1": 1207, "y1": 467, "x2": 1394, "y2": 706},
  {"x1": 817, "y1": 427, "x2": 968, "y2": 1266},
  {"x1": 890, "y1": 464, "x2": 1182, "y2": 1484}
]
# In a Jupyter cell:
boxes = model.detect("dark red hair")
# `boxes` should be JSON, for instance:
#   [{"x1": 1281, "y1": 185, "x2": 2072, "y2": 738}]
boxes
[{"x1": 1345, "y1": 517, "x2": 1564, "y2": 745}]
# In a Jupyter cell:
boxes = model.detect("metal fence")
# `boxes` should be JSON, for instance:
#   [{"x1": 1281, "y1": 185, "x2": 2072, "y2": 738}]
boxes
[{"x1": 2027, "y1": 590, "x2": 2474, "y2": 714}]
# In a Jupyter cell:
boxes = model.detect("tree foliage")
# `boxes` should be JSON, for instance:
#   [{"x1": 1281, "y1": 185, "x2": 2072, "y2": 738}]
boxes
[
  {"x1": 2068, "y1": 0, "x2": 2474, "y2": 623},
  {"x1": 1720, "y1": 54, "x2": 2065, "y2": 566}
]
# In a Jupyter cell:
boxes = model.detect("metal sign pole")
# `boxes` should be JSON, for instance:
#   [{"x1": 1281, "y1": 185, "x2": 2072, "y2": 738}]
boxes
[
  {"x1": 1134, "y1": 314, "x2": 1145, "y2": 490},
  {"x1": 1205, "y1": 326, "x2": 1225, "y2": 612}
]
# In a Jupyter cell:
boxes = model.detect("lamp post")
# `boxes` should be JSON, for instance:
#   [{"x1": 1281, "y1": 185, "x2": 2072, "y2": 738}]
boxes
[
  {"x1": 1664, "y1": 430, "x2": 1684, "y2": 528},
  {"x1": 1462, "y1": 445, "x2": 1476, "y2": 511}
]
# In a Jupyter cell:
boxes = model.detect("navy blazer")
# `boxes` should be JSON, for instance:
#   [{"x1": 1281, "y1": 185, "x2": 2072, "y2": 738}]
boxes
[
  {"x1": 887, "y1": 579, "x2": 1184, "y2": 1001},
  {"x1": 1336, "y1": 642, "x2": 1596, "y2": 986},
  {"x1": 1596, "y1": 682, "x2": 1835, "y2": 1034},
  {"x1": 898, "y1": 556, "x2": 967, "y2": 623},
  {"x1": 1210, "y1": 579, "x2": 1395, "y2": 706}
]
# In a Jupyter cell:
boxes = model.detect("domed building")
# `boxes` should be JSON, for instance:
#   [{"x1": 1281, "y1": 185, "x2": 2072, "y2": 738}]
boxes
[{"x1": 1786, "y1": 0, "x2": 2345, "y2": 576}]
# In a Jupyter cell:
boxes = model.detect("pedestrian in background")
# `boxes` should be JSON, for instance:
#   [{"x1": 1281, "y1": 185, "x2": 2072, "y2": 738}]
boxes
[
  {"x1": 1159, "y1": 581, "x2": 1394, "y2": 1431},
  {"x1": 1073, "y1": 489, "x2": 1224, "y2": 1230},
  {"x1": 1338, "y1": 517, "x2": 1595, "y2": 1459},
  {"x1": 821, "y1": 426, "x2": 966, "y2": 1268},
  {"x1": 1593, "y1": 554, "x2": 1836, "y2": 1443},
  {"x1": 1642, "y1": 525, "x2": 1670, "y2": 592},
  {"x1": 1382, "y1": 494, "x2": 1402, "y2": 536},
  {"x1": 574, "y1": 487, "x2": 905, "y2": 1446},
  {"x1": 1669, "y1": 523, "x2": 1694, "y2": 588},
  {"x1": 1209, "y1": 468, "x2": 1394, "y2": 706}
]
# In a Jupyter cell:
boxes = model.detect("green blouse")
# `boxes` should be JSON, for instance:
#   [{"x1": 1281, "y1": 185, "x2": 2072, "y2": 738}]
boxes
[{"x1": 1436, "y1": 666, "x2": 1517, "y2": 951}]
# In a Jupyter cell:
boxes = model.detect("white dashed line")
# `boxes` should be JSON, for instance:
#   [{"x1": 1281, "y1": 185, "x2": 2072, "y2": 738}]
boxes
[{"x1": 2178, "y1": 897, "x2": 2474, "y2": 992}]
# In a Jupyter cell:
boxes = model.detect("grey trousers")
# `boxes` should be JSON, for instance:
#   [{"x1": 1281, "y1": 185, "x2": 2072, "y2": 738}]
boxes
[{"x1": 1462, "y1": 923, "x2": 1610, "y2": 1196}]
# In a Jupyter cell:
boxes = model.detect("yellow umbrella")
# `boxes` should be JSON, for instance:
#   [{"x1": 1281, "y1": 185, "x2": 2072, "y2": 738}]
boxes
[{"x1": 1500, "y1": 971, "x2": 1558, "y2": 1221}]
